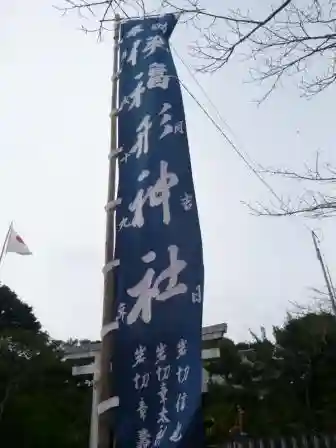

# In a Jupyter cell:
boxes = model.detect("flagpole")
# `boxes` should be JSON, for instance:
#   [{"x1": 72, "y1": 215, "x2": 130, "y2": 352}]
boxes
[
  {"x1": 0, "y1": 222, "x2": 12, "y2": 270},
  {"x1": 98, "y1": 14, "x2": 121, "y2": 448},
  {"x1": 312, "y1": 231, "x2": 336, "y2": 316}
]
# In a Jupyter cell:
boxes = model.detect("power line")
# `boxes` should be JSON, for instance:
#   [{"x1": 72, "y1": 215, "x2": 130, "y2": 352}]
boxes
[
  {"x1": 177, "y1": 77, "x2": 284, "y2": 204},
  {"x1": 174, "y1": 49, "x2": 326, "y2": 270},
  {"x1": 171, "y1": 45, "x2": 285, "y2": 204},
  {"x1": 171, "y1": 45, "x2": 239, "y2": 146},
  {"x1": 172, "y1": 47, "x2": 325, "y2": 241}
]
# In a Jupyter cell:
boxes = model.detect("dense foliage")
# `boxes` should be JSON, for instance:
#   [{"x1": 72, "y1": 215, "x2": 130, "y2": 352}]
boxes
[
  {"x1": 2, "y1": 283, "x2": 336, "y2": 446},
  {"x1": 0, "y1": 285, "x2": 90, "y2": 447},
  {"x1": 203, "y1": 312, "x2": 336, "y2": 444}
]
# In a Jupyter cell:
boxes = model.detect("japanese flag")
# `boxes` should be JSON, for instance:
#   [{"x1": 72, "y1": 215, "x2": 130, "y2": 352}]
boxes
[{"x1": 6, "y1": 227, "x2": 32, "y2": 255}]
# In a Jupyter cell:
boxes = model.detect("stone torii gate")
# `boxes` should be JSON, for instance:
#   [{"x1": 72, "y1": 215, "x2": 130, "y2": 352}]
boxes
[{"x1": 64, "y1": 323, "x2": 227, "y2": 448}]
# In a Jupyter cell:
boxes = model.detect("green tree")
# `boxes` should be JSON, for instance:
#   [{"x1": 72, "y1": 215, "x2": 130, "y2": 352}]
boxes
[
  {"x1": 273, "y1": 312, "x2": 336, "y2": 433},
  {"x1": 204, "y1": 312, "x2": 336, "y2": 441},
  {"x1": 0, "y1": 284, "x2": 91, "y2": 447},
  {"x1": 0, "y1": 284, "x2": 40, "y2": 332}
]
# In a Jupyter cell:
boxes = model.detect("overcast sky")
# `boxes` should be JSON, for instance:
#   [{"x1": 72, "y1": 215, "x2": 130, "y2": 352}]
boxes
[{"x1": 1, "y1": 0, "x2": 336, "y2": 342}]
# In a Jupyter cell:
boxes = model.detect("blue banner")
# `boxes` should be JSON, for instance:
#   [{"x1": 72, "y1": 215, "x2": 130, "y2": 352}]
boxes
[{"x1": 111, "y1": 13, "x2": 204, "y2": 448}]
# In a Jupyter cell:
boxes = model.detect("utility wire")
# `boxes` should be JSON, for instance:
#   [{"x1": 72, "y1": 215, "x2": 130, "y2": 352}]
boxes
[
  {"x1": 173, "y1": 47, "x2": 330, "y2": 238},
  {"x1": 171, "y1": 45, "x2": 239, "y2": 146},
  {"x1": 177, "y1": 77, "x2": 283, "y2": 205},
  {"x1": 173, "y1": 47, "x2": 322, "y2": 239},
  {"x1": 171, "y1": 45, "x2": 286, "y2": 205}
]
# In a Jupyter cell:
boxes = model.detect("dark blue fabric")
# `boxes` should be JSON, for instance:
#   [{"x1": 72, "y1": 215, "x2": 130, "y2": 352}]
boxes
[{"x1": 112, "y1": 13, "x2": 204, "y2": 448}]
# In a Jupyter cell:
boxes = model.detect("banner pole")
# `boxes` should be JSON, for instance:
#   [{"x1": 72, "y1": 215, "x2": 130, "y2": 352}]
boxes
[
  {"x1": 312, "y1": 231, "x2": 336, "y2": 316},
  {"x1": 98, "y1": 14, "x2": 121, "y2": 448},
  {"x1": 0, "y1": 222, "x2": 12, "y2": 271}
]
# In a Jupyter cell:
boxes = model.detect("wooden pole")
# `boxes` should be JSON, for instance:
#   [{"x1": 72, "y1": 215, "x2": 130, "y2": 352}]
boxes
[
  {"x1": 0, "y1": 222, "x2": 12, "y2": 269},
  {"x1": 98, "y1": 15, "x2": 121, "y2": 448},
  {"x1": 90, "y1": 354, "x2": 100, "y2": 448},
  {"x1": 312, "y1": 231, "x2": 336, "y2": 316}
]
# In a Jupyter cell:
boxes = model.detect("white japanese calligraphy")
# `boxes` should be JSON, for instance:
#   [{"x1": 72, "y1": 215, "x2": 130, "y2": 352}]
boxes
[
  {"x1": 126, "y1": 245, "x2": 187, "y2": 325},
  {"x1": 137, "y1": 428, "x2": 151, "y2": 448},
  {"x1": 180, "y1": 193, "x2": 193, "y2": 211},
  {"x1": 174, "y1": 121, "x2": 184, "y2": 134},
  {"x1": 116, "y1": 303, "x2": 127, "y2": 322},
  {"x1": 177, "y1": 365, "x2": 190, "y2": 384},
  {"x1": 177, "y1": 338, "x2": 188, "y2": 359},
  {"x1": 120, "y1": 152, "x2": 131, "y2": 164},
  {"x1": 160, "y1": 103, "x2": 171, "y2": 114},
  {"x1": 152, "y1": 22, "x2": 168, "y2": 33},
  {"x1": 133, "y1": 345, "x2": 147, "y2": 368},
  {"x1": 143, "y1": 35, "x2": 166, "y2": 57},
  {"x1": 159, "y1": 103, "x2": 173, "y2": 139},
  {"x1": 176, "y1": 392, "x2": 187, "y2": 413},
  {"x1": 127, "y1": 39, "x2": 141, "y2": 66},
  {"x1": 138, "y1": 169, "x2": 150, "y2": 182},
  {"x1": 156, "y1": 365, "x2": 171, "y2": 382},
  {"x1": 137, "y1": 397, "x2": 148, "y2": 421},
  {"x1": 120, "y1": 50, "x2": 127, "y2": 63},
  {"x1": 169, "y1": 422, "x2": 183, "y2": 442},
  {"x1": 192, "y1": 285, "x2": 202, "y2": 304},
  {"x1": 159, "y1": 103, "x2": 184, "y2": 139},
  {"x1": 130, "y1": 114, "x2": 152, "y2": 158},
  {"x1": 118, "y1": 216, "x2": 131, "y2": 231},
  {"x1": 129, "y1": 79, "x2": 146, "y2": 110},
  {"x1": 154, "y1": 425, "x2": 167, "y2": 447},
  {"x1": 147, "y1": 63, "x2": 170, "y2": 90},
  {"x1": 128, "y1": 160, "x2": 178, "y2": 228},
  {"x1": 157, "y1": 405, "x2": 170, "y2": 424},
  {"x1": 158, "y1": 381, "x2": 168, "y2": 406},
  {"x1": 118, "y1": 95, "x2": 129, "y2": 113},
  {"x1": 126, "y1": 24, "x2": 144, "y2": 38},
  {"x1": 134, "y1": 372, "x2": 150, "y2": 390},
  {"x1": 156, "y1": 343, "x2": 167, "y2": 364}
]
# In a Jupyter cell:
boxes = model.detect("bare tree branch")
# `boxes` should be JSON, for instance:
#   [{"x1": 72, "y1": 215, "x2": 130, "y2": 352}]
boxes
[
  {"x1": 55, "y1": 0, "x2": 336, "y2": 97},
  {"x1": 196, "y1": 0, "x2": 292, "y2": 69},
  {"x1": 174, "y1": 0, "x2": 336, "y2": 98},
  {"x1": 54, "y1": 0, "x2": 151, "y2": 40},
  {"x1": 290, "y1": 286, "x2": 336, "y2": 316},
  {"x1": 161, "y1": 0, "x2": 262, "y2": 25},
  {"x1": 250, "y1": 153, "x2": 336, "y2": 218}
]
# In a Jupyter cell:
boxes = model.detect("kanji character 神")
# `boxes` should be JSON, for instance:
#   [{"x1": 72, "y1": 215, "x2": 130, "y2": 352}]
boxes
[{"x1": 128, "y1": 160, "x2": 178, "y2": 228}]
